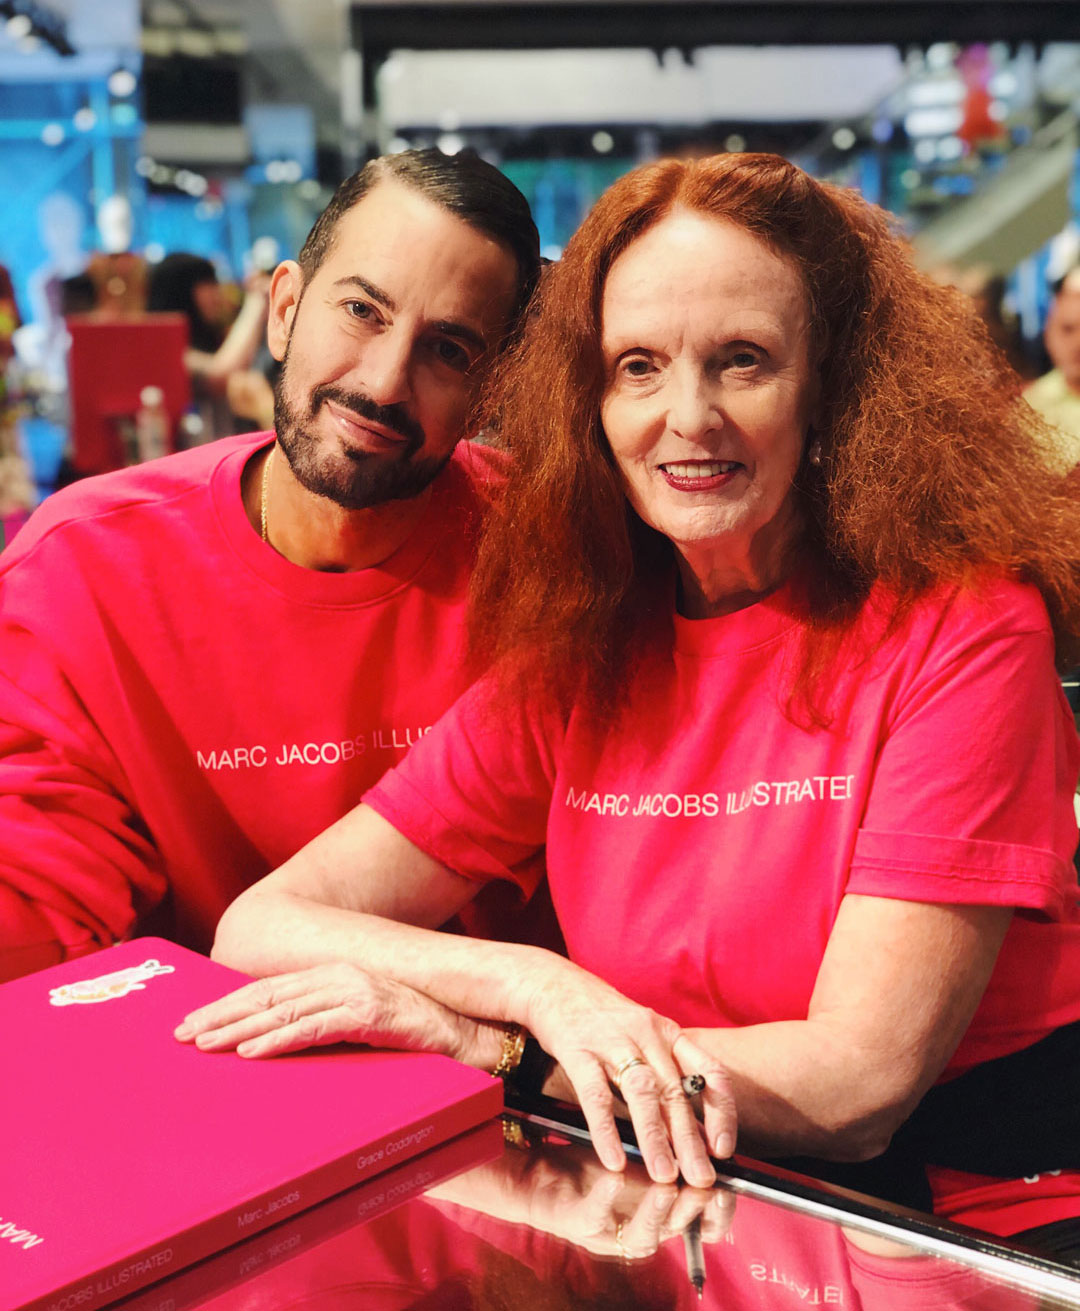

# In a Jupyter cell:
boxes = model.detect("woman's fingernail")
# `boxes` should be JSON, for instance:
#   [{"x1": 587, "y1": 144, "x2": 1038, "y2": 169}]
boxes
[
  {"x1": 174, "y1": 1022, "x2": 191, "y2": 1039},
  {"x1": 655, "y1": 1153, "x2": 677, "y2": 1181}
]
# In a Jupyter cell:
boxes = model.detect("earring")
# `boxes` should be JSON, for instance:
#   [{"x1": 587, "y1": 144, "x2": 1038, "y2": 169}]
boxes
[{"x1": 808, "y1": 440, "x2": 822, "y2": 466}]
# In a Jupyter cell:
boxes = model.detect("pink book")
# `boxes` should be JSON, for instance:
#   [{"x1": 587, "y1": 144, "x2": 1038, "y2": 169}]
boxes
[
  {"x1": 112, "y1": 1121, "x2": 503, "y2": 1311},
  {"x1": 1, "y1": 939, "x2": 503, "y2": 1311}
]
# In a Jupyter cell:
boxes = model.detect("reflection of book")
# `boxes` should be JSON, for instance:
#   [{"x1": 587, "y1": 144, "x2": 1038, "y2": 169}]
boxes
[
  {"x1": 4, "y1": 940, "x2": 503, "y2": 1311},
  {"x1": 113, "y1": 1121, "x2": 503, "y2": 1311}
]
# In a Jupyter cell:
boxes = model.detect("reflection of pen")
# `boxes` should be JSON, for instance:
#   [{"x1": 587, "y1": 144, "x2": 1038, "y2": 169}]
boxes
[{"x1": 682, "y1": 1214, "x2": 706, "y2": 1300}]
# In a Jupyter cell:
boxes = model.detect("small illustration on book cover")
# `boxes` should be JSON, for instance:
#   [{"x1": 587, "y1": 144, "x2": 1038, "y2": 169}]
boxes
[{"x1": 49, "y1": 959, "x2": 176, "y2": 1006}]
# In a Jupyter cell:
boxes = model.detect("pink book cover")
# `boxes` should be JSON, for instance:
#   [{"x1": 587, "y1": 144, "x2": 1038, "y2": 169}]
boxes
[
  {"x1": 1, "y1": 939, "x2": 503, "y2": 1311},
  {"x1": 112, "y1": 1121, "x2": 504, "y2": 1311}
]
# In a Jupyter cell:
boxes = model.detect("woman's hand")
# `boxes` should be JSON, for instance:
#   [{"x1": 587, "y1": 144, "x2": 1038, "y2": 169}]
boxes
[
  {"x1": 174, "y1": 961, "x2": 504, "y2": 1069},
  {"x1": 519, "y1": 1155, "x2": 732, "y2": 1261},
  {"x1": 519, "y1": 960, "x2": 737, "y2": 1189},
  {"x1": 431, "y1": 1140, "x2": 733, "y2": 1261}
]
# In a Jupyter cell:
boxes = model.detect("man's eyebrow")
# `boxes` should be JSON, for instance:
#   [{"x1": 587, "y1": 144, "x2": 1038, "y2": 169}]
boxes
[
  {"x1": 329, "y1": 277, "x2": 489, "y2": 353},
  {"x1": 331, "y1": 275, "x2": 397, "y2": 312},
  {"x1": 432, "y1": 320, "x2": 488, "y2": 354}
]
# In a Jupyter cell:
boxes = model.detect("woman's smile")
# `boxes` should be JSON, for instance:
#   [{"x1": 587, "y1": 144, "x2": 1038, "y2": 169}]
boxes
[{"x1": 658, "y1": 459, "x2": 743, "y2": 490}]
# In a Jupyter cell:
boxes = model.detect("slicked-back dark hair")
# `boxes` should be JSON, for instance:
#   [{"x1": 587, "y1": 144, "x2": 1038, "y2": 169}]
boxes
[{"x1": 297, "y1": 148, "x2": 540, "y2": 329}]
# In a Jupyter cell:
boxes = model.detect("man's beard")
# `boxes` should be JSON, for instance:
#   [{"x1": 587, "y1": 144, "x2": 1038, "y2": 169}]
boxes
[{"x1": 272, "y1": 341, "x2": 453, "y2": 511}]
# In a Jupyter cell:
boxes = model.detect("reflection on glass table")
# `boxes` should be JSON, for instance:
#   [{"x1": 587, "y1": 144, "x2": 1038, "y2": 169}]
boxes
[{"x1": 113, "y1": 1105, "x2": 1080, "y2": 1311}]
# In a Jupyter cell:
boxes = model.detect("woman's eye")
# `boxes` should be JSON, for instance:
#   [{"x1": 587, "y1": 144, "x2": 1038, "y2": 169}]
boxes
[
  {"x1": 730, "y1": 350, "x2": 759, "y2": 368},
  {"x1": 622, "y1": 357, "x2": 653, "y2": 377}
]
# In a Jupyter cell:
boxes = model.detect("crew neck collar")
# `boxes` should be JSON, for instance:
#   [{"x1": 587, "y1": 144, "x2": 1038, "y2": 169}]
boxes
[
  {"x1": 672, "y1": 575, "x2": 803, "y2": 657},
  {"x1": 211, "y1": 434, "x2": 458, "y2": 608}
]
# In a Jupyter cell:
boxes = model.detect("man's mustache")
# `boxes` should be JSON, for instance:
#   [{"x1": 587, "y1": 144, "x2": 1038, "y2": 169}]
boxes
[{"x1": 309, "y1": 384, "x2": 425, "y2": 451}]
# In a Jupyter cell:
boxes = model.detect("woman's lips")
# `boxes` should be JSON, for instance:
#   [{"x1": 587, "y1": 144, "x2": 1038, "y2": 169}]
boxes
[{"x1": 658, "y1": 460, "x2": 741, "y2": 491}]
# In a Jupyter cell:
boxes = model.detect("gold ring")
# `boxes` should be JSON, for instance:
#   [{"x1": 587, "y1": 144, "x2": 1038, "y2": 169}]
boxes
[
  {"x1": 613, "y1": 1055, "x2": 647, "y2": 1091},
  {"x1": 614, "y1": 1221, "x2": 630, "y2": 1260}
]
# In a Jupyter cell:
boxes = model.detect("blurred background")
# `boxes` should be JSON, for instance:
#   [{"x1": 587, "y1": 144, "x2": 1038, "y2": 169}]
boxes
[{"x1": 3, "y1": 0, "x2": 1080, "y2": 541}]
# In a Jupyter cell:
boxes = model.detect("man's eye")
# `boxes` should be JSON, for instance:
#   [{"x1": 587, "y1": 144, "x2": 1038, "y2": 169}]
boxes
[
  {"x1": 434, "y1": 339, "x2": 470, "y2": 369},
  {"x1": 730, "y1": 351, "x2": 759, "y2": 368},
  {"x1": 345, "y1": 301, "x2": 373, "y2": 319}
]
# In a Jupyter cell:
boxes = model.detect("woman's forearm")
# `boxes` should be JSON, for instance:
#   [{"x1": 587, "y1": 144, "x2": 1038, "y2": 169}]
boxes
[
  {"x1": 680, "y1": 898, "x2": 1013, "y2": 1163},
  {"x1": 683, "y1": 1019, "x2": 920, "y2": 1161},
  {"x1": 213, "y1": 883, "x2": 568, "y2": 1035},
  {"x1": 212, "y1": 802, "x2": 569, "y2": 1032}
]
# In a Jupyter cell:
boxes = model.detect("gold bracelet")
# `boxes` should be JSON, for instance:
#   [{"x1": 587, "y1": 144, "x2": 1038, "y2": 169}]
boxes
[
  {"x1": 491, "y1": 1022, "x2": 526, "y2": 1079},
  {"x1": 500, "y1": 1115, "x2": 532, "y2": 1150}
]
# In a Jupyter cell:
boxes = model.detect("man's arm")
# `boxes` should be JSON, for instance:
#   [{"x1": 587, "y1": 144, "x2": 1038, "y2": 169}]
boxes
[{"x1": 0, "y1": 627, "x2": 167, "y2": 980}]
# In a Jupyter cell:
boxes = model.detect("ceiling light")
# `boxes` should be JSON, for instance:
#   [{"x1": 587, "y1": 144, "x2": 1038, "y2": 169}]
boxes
[
  {"x1": 904, "y1": 107, "x2": 963, "y2": 138},
  {"x1": 108, "y1": 68, "x2": 137, "y2": 97}
]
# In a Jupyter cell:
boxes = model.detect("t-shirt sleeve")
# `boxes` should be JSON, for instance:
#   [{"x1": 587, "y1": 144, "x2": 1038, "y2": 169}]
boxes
[
  {"x1": 847, "y1": 582, "x2": 1079, "y2": 918},
  {"x1": 364, "y1": 675, "x2": 564, "y2": 896}
]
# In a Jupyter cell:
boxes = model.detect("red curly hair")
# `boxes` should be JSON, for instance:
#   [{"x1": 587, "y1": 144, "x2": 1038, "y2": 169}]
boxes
[{"x1": 468, "y1": 152, "x2": 1080, "y2": 717}]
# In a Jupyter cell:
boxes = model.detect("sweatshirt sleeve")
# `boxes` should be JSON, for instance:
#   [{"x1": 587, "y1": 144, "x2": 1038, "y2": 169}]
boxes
[{"x1": 0, "y1": 621, "x2": 167, "y2": 981}]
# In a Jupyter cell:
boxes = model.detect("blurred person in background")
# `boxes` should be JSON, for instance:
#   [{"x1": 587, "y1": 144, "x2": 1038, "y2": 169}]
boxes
[
  {"x1": 1024, "y1": 267, "x2": 1080, "y2": 466},
  {"x1": 147, "y1": 252, "x2": 271, "y2": 441},
  {"x1": 25, "y1": 192, "x2": 89, "y2": 386},
  {"x1": 185, "y1": 153, "x2": 1080, "y2": 1246},
  {"x1": 0, "y1": 148, "x2": 542, "y2": 983},
  {"x1": 87, "y1": 195, "x2": 146, "y2": 318}
]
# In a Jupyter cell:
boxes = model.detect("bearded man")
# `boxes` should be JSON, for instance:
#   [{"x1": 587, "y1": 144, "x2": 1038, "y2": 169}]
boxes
[{"x1": 0, "y1": 149, "x2": 540, "y2": 981}]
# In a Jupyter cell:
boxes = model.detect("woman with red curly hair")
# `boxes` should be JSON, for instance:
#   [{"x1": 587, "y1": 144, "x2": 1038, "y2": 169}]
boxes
[{"x1": 184, "y1": 154, "x2": 1080, "y2": 1232}]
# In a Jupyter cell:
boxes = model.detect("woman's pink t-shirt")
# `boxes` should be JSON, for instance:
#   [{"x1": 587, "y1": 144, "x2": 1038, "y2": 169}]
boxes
[{"x1": 367, "y1": 575, "x2": 1080, "y2": 1076}]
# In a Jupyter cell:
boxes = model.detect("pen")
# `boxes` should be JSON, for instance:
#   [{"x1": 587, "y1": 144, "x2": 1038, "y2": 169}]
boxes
[
  {"x1": 682, "y1": 1214, "x2": 706, "y2": 1300},
  {"x1": 679, "y1": 1074, "x2": 708, "y2": 1298}
]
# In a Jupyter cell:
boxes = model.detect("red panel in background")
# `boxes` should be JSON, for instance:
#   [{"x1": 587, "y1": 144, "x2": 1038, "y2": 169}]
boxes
[{"x1": 66, "y1": 314, "x2": 190, "y2": 475}]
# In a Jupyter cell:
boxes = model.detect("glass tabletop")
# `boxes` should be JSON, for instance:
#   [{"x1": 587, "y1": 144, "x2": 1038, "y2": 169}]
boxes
[{"x1": 110, "y1": 1105, "x2": 1080, "y2": 1311}]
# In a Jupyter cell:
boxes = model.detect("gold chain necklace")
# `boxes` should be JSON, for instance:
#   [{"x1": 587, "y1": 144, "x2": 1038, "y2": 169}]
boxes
[{"x1": 259, "y1": 444, "x2": 276, "y2": 544}]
